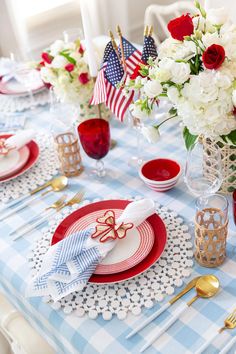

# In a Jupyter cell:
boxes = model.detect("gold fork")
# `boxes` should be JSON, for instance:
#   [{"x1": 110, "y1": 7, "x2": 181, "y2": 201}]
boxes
[
  {"x1": 219, "y1": 309, "x2": 236, "y2": 333},
  {"x1": 9, "y1": 195, "x2": 67, "y2": 236},
  {"x1": 57, "y1": 190, "x2": 85, "y2": 211},
  {"x1": 195, "y1": 309, "x2": 236, "y2": 354},
  {"x1": 45, "y1": 195, "x2": 67, "y2": 212},
  {"x1": 12, "y1": 191, "x2": 85, "y2": 241}
]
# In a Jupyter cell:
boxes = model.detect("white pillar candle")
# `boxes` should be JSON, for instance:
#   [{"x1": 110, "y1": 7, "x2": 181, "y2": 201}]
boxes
[{"x1": 80, "y1": 0, "x2": 98, "y2": 78}]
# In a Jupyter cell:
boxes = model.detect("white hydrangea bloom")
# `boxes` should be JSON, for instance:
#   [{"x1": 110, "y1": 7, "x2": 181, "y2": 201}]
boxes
[
  {"x1": 170, "y1": 62, "x2": 191, "y2": 84},
  {"x1": 144, "y1": 80, "x2": 163, "y2": 98}
]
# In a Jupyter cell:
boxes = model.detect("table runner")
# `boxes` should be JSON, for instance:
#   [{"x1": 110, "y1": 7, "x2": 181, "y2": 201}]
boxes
[{"x1": 0, "y1": 107, "x2": 235, "y2": 354}]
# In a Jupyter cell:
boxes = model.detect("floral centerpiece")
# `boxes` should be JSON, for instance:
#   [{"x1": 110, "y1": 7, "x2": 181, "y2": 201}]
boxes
[
  {"x1": 124, "y1": 1, "x2": 236, "y2": 149},
  {"x1": 38, "y1": 38, "x2": 110, "y2": 121}
]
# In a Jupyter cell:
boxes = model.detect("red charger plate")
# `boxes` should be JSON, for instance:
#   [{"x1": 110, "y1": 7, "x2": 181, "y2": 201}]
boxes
[
  {"x1": 0, "y1": 134, "x2": 40, "y2": 183},
  {"x1": 51, "y1": 200, "x2": 167, "y2": 284}
]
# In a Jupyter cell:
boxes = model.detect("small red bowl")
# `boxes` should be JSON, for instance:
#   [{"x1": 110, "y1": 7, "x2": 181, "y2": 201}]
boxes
[{"x1": 139, "y1": 158, "x2": 182, "y2": 192}]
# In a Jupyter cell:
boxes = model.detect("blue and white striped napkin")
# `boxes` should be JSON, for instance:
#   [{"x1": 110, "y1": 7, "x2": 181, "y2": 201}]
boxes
[{"x1": 26, "y1": 199, "x2": 155, "y2": 302}]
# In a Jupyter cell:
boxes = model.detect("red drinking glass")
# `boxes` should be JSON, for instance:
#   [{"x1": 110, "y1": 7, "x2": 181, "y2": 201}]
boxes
[
  {"x1": 233, "y1": 190, "x2": 236, "y2": 225},
  {"x1": 78, "y1": 118, "x2": 110, "y2": 177}
]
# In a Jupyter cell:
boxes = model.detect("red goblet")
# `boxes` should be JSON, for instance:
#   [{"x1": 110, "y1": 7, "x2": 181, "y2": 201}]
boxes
[{"x1": 78, "y1": 118, "x2": 110, "y2": 178}]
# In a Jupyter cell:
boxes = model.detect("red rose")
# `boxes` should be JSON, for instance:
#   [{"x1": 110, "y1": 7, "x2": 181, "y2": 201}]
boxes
[
  {"x1": 65, "y1": 63, "x2": 75, "y2": 72},
  {"x1": 202, "y1": 44, "x2": 225, "y2": 70},
  {"x1": 78, "y1": 44, "x2": 84, "y2": 55},
  {"x1": 41, "y1": 52, "x2": 53, "y2": 64},
  {"x1": 167, "y1": 14, "x2": 194, "y2": 41},
  {"x1": 78, "y1": 72, "x2": 89, "y2": 84},
  {"x1": 130, "y1": 62, "x2": 146, "y2": 80}
]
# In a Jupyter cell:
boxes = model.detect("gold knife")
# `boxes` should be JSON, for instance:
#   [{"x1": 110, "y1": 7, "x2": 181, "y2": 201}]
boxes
[
  {"x1": 2, "y1": 178, "x2": 56, "y2": 211},
  {"x1": 126, "y1": 276, "x2": 200, "y2": 339}
]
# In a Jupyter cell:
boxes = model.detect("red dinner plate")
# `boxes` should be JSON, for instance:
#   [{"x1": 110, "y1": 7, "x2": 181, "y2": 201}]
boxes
[
  {"x1": 0, "y1": 134, "x2": 40, "y2": 183},
  {"x1": 51, "y1": 200, "x2": 167, "y2": 284}
]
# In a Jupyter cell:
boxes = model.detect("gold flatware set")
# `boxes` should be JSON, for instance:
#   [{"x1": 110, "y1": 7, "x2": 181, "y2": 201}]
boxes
[
  {"x1": 126, "y1": 274, "x2": 236, "y2": 354},
  {"x1": 0, "y1": 175, "x2": 85, "y2": 240},
  {"x1": 139, "y1": 275, "x2": 220, "y2": 353},
  {"x1": 12, "y1": 190, "x2": 85, "y2": 241},
  {"x1": 0, "y1": 176, "x2": 68, "y2": 221}
]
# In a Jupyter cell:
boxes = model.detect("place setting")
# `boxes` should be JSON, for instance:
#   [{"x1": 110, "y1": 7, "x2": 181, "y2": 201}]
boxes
[
  {"x1": 0, "y1": 129, "x2": 60, "y2": 203},
  {"x1": 0, "y1": 0, "x2": 236, "y2": 353},
  {"x1": 0, "y1": 56, "x2": 50, "y2": 114},
  {"x1": 28, "y1": 196, "x2": 193, "y2": 320}
]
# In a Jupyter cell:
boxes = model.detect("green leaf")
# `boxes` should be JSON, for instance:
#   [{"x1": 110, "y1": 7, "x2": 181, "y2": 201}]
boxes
[
  {"x1": 183, "y1": 127, "x2": 198, "y2": 150},
  {"x1": 59, "y1": 52, "x2": 76, "y2": 65},
  {"x1": 169, "y1": 107, "x2": 177, "y2": 116},
  {"x1": 139, "y1": 65, "x2": 149, "y2": 77},
  {"x1": 220, "y1": 130, "x2": 236, "y2": 146}
]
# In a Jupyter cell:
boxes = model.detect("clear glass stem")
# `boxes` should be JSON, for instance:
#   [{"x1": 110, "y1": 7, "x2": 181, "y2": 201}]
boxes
[
  {"x1": 128, "y1": 121, "x2": 143, "y2": 167},
  {"x1": 136, "y1": 125, "x2": 143, "y2": 164},
  {"x1": 27, "y1": 88, "x2": 35, "y2": 110},
  {"x1": 95, "y1": 159, "x2": 106, "y2": 178}
]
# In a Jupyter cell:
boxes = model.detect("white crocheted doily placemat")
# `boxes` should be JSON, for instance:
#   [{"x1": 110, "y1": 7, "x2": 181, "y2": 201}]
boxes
[
  {"x1": 0, "y1": 135, "x2": 59, "y2": 202},
  {"x1": 28, "y1": 197, "x2": 194, "y2": 320},
  {"x1": 0, "y1": 89, "x2": 49, "y2": 113}
]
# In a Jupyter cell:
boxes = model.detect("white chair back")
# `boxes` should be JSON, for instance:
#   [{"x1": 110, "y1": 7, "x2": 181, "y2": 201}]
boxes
[{"x1": 144, "y1": 1, "x2": 196, "y2": 45}]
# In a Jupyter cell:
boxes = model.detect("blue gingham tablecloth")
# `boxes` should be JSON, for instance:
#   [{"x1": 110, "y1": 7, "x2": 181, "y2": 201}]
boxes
[{"x1": 0, "y1": 106, "x2": 236, "y2": 354}]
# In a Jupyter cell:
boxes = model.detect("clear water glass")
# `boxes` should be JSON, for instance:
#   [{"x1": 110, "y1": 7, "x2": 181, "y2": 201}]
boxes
[
  {"x1": 184, "y1": 139, "x2": 223, "y2": 197},
  {"x1": 195, "y1": 194, "x2": 229, "y2": 224}
]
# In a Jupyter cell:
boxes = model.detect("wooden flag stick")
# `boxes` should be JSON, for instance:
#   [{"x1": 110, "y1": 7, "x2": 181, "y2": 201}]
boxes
[
  {"x1": 148, "y1": 25, "x2": 153, "y2": 37},
  {"x1": 116, "y1": 25, "x2": 127, "y2": 72},
  {"x1": 144, "y1": 25, "x2": 148, "y2": 37},
  {"x1": 109, "y1": 30, "x2": 120, "y2": 60}
]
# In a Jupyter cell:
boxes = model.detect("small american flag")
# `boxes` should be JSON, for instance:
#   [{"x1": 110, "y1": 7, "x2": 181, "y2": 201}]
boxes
[
  {"x1": 119, "y1": 37, "x2": 142, "y2": 76},
  {"x1": 104, "y1": 50, "x2": 134, "y2": 122},
  {"x1": 90, "y1": 41, "x2": 114, "y2": 105},
  {"x1": 141, "y1": 35, "x2": 158, "y2": 64}
]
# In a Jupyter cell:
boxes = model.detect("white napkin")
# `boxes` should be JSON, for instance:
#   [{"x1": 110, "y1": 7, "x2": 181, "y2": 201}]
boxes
[
  {"x1": 26, "y1": 199, "x2": 155, "y2": 302},
  {"x1": 4, "y1": 129, "x2": 35, "y2": 150},
  {"x1": 117, "y1": 198, "x2": 155, "y2": 226}
]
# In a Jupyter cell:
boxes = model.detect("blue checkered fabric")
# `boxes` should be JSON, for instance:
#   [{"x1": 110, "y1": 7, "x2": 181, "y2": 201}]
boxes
[{"x1": 0, "y1": 104, "x2": 235, "y2": 354}]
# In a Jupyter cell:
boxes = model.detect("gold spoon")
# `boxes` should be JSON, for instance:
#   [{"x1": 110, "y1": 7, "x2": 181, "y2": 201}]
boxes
[
  {"x1": 1, "y1": 176, "x2": 68, "y2": 221},
  {"x1": 1, "y1": 175, "x2": 68, "y2": 211},
  {"x1": 187, "y1": 275, "x2": 220, "y2": 306},
  {"x1": 41, "y1": 176, "x2": 68, "y2": 196},
  {"x1": 140, "y1": 275, "x2": 220, "y2": 353}
]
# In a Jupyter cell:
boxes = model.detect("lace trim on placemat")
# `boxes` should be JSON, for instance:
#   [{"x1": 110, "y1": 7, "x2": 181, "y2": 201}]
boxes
[
  {"x1": 28, "y1": 198, "x2": 194, "y2": 320},
  {"x1": 0, "y1": 90, "x2": 49, "y2": 113}
]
